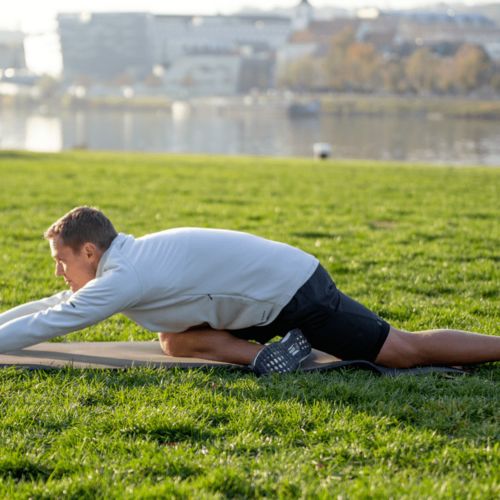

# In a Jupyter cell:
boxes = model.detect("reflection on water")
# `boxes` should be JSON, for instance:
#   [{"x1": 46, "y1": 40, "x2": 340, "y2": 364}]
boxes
[
  {"x1": 0, "y1": 106, "x2": 499, "y2": 165},
  {"x1": 25, "y1": 116, "x2": 62, "y2": 152}
]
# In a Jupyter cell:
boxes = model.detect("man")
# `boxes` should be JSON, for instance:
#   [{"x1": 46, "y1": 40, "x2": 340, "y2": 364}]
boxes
[{"x1": 0, "y1": 206, "x2": 499, "y2": 374}]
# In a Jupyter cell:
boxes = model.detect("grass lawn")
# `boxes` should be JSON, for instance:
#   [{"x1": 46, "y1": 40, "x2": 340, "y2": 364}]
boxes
[{"x1": 0, "y1": 151, "x2": 499, "y2": 498}]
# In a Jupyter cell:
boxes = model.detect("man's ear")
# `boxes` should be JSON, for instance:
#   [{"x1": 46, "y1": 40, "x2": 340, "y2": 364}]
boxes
[{"x1": 82, "y1": 242, "x2": 99, "y2": 260}]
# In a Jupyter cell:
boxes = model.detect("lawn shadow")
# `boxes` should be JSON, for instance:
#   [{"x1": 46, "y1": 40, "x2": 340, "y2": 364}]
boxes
[
  {"x1": 0, "y1": 151, "x2": 40, "y2": 161},
  {"x1": 6, "y1": 360, "x2": 497, "y2": 444},
  {"x1": 292, "y1": 231, "x2": 338, "y2": 239}
]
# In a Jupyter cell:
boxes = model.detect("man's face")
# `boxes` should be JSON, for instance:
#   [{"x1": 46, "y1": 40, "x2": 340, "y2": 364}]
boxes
[{"x1": 49, "y1": 236, "x2": 101, "y2": 292}]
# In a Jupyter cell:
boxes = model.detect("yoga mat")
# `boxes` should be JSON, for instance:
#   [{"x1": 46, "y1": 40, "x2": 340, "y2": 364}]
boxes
[{"x1": 0, "y1": 342, "x2": 467, "y2": 377}]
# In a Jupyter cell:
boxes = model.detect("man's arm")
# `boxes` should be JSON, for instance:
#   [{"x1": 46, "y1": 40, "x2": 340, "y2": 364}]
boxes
[
  {"x1": 0, "y1": 270, "x2": 140, "y2": 353},
  {"x1": 0, "y1": 290, "x2": 72, "y2": 326}
]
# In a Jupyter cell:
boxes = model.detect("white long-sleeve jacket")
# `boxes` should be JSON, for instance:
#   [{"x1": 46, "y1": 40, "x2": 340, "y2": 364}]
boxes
[{"x1": 0, "y1": 228, "x2": 318, "y2": 353}]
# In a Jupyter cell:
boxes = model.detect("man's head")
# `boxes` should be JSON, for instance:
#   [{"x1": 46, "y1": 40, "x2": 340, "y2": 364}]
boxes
[{"x1": 44, "y1": 206, "x2": 117, "y2": 292}]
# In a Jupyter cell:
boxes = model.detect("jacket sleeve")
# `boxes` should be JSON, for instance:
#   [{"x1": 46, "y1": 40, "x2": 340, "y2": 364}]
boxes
[
  {"x1": 0, "y1": 290, "x2": 72, "y2": 326},
  {"x1": 0, "y1": 267, "x2": 141, "y2": 353}
]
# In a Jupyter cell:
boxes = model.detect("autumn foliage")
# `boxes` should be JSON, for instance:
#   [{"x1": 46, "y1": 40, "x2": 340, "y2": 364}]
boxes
[{"x1": 279, "y1": 27, "x2": 497, "y2": 95}]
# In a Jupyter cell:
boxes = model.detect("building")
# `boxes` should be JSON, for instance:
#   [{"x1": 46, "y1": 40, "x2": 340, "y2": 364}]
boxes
[
  {"x1": 0, "y1": 31, "x2": 26, "y2": 70},
  {"x1": 153, "y1": 14, "x2": 291, "y2": 67},
  {"x1": 293, "y1": 0, "x2": 314, "y2": 31},
  {"x1": 356, "y1": 14, "x2": 399, "y2": 56},
  {"x1": 160, "y1": 51, "x2": 241, "y2": 98},
  {"x1": 153, "y1": 13, "x2": 291, "y2": 96},
  {"x1": 57, "y1": 10, "x2": 291, "y2": 95},
  {"x1": 394, "y1": 11, "x2": 500, "y2": 61},
  {"x1": 57, "y1": 12, "x2": 156, "y2": 82}
]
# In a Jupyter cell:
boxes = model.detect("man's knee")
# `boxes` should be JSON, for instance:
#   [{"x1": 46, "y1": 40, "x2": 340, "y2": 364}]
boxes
[
  {"x1": 375, "y1": 328, "x2": 422, "y2": 368},
  {"x1": 158, "y1": 332, "x2": 187, "y2": 357}
]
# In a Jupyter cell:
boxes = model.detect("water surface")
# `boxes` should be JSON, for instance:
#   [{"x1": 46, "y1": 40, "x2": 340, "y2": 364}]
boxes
[{"x1": 1, "y1": 106, "x2": 499, "y2": 165}]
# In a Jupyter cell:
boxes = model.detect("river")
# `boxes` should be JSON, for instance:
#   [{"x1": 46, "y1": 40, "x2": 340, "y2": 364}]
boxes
[{"x1": 1, "y1": 105, "x2": 499, "y2": 165}]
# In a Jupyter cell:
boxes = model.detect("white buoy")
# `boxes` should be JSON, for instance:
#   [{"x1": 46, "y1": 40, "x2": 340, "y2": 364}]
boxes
[{"x1": 313, "y1": 142, "x2": 332, "y2": 160}]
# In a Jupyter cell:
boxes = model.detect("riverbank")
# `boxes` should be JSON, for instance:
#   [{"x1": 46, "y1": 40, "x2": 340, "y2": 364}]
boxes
[
  {"x1": 318, "y1": 93, "x2": 500, "y2": 120},
  {"x1": 2, "y1": 92, "x2": 500, "y2": 120}
]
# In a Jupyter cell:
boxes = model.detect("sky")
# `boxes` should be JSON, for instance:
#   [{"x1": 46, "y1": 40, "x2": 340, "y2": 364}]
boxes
[
  {"x1": 1, "y1": 1, "x2": 492, "y2": 33},
  {"x1": 0, "y1": 0, "x2": 493, "y2": 75}
]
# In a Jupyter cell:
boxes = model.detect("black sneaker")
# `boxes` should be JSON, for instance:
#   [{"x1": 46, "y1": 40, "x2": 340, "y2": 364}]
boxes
[{"x1": 250, "y1": 328, "x2": 311, "y2": 375}]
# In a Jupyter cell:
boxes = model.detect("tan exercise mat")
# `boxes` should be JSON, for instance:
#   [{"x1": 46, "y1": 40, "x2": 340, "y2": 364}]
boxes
[
  {"x1": 0, "y1": 341, "x2": 341, "y2": 370},
  {"x1": 0, "y1": 342, "x2": 467, "y2": 376}
]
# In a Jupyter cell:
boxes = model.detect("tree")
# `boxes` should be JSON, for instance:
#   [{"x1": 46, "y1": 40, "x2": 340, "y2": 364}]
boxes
[
  {"x1": 324, "y1": 26, "x2": 356, "y2": 91},
  {"x1": 380, "y1": 58, "x2": 408, "y2": 94},
  {"x1": 278, "y1": 56, "x2": 326, "y2": 91},
  {"x1": 144, "y1": 73, "x2": 163, "y2": 87},
  {"x1": 490, "y1": 70, "x2": 500, "y2": 93},
  {"x1": 434, "y1": 57, "x2": 456, "y2": 95},
  {"x1": 452, "y1": 44, "x2": 491, "y2": 93},
  {"x1": 344, "y1": 42, "x2": 380, "y2": 91},
  {"x1": 405, "y1": 48, "x2": 438, "y2": 94},
  {"x1": 37, "y1": 75, "x2": 61, "y2": 101}
]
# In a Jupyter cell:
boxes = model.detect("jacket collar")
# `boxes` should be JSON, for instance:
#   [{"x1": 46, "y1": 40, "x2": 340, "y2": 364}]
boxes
[{"x1": 96, "y1": 233, "x2": 126, "y2": 277}]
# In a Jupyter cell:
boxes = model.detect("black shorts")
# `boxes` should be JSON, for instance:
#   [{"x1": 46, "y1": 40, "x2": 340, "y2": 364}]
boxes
[{"x1": 230, "y1": 264, "x2": 391, "y2": 362}]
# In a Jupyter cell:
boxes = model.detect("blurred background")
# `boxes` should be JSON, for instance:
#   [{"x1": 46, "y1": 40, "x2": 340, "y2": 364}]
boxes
[{"x1": 1, "y1": 0, "x2": 499, "y2": 164}]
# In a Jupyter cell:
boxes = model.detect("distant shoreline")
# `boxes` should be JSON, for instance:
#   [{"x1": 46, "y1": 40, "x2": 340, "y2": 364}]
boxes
[
  {"x1": 318, "y1": 94, "x2": 500, "y2": 120},
  {"x1": 1, "y1": 92, "x2": 500, "y2": 120}
]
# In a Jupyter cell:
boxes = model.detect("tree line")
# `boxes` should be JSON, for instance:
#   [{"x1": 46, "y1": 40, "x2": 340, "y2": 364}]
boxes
[{"x1": 278, "y1": 27, "x2": 500, "y2": 95}]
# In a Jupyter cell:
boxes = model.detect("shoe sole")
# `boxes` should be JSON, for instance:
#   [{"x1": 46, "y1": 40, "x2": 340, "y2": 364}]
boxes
[
  {"x1": 251, "y1": 329, "x2": 311, "y2": 375},
  {"x1": 279, "y1": 328, "x2": 311, "y2": 364}
]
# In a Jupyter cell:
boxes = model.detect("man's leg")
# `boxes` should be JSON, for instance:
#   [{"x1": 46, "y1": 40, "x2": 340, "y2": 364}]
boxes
[
  {"x1": 158, "y1": 329, "x2": 263, "y2": 365},
  {"x1": 375, "y1": 326, "x2": 500, "y2": 368},
  {"x1": 159, "y1": 327, "x2": 311, "y2": 374}
]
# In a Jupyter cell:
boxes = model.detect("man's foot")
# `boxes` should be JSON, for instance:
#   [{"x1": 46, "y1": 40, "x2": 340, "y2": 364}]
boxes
[{"x1": 250, "y1": 328, "x2": 311, "y2": 375}]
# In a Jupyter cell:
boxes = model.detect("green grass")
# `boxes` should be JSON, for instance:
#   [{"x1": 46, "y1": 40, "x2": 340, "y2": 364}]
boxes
[{"x1": 0, "y1": 150, "x2": 499, "y2": 498}]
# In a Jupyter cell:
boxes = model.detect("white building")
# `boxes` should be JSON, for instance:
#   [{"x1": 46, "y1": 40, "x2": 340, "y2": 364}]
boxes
[
  {"x1": 293, "y1": 0, "x2": 315, "y2": 31},
  {"x1": 0, "y1": 31, "x2": 26, "y2": 70},
  {"x1": 153, "y1": 14, "x2": 291, "y2": 67},
  {"x1": 57, "y1": 3, "x2": 326, "y2": 96},
  {"x1": 153, "y1": 13, "x2": 292, "y2": 96},
  {"x1": 276, "y1": 1, "x2": 320, "y2": 84},
  {"x1": 161, "y1": 53, "x2": 242, "y2": 98},
  {"x1": 58, "y1": 12, "x2": 156, "y2": 82}
]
